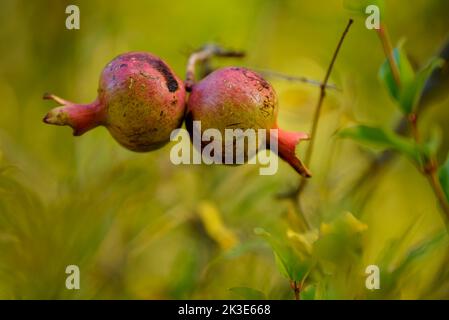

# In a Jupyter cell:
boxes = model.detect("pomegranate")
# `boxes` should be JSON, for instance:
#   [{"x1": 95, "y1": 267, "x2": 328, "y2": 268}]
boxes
[
  {"x1": 186, "y1": 67, "x2": 311, "y2": 177},
  {"x1": 43, "y1": 52, "x2": 186, "y2": 152}
]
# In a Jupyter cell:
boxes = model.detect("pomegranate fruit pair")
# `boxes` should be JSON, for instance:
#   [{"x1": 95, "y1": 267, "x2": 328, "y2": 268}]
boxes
[{"x1": 43, "y1": 51, "x2": 311, "y2": 177}]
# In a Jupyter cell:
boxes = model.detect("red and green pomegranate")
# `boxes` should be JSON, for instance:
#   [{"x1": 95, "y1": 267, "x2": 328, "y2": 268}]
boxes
[
  {"x1": 186, "y1": 67, "x2": 311, "y2": 177},
  {"x1": 43, "y1": 52, "x2": 186, "y2": 152}
]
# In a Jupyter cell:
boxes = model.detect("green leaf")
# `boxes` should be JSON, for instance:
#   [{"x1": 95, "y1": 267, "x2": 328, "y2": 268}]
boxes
[
  {"x1": 314, "y1": 212, "x2": 367, "y2": 263},
  {"x1": 439, "y1": 155, "x2": 449, "y2": 203},
  {"x1": 420, "y1": 40, "x2": 449, "y2": 107},
  {"x1": 229, "y1": 287, "x2": 266, "y2": 300},
  {"x1": 339, "y1": 125, "x2": 420, "y2": 163},
  {"x1": 254, "y1": 228, "x2": 311, "y2": 282},
  {"x1": 379, "y1": 44, "x2": 445, "y2": 114},
  {"x1": 379, "y1": 44, "x2": 415, "y2": 113},
  {"x1": 408, "y1": 58, "x2": 445, "y2": 111}
]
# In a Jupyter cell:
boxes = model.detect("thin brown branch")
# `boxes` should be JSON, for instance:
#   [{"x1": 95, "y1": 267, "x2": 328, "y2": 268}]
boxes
[
  {"x1": 250, "y1": 69, "x2": 340, "y2": 91},
  {"x1": 427, "y1": 163, "x2": 449, "y2": 228},
  {"x1": 280, "y1": 19, "x2": 354, "y2": 201},
  {"x1": 409, "y1": 115, "x2": 449, "y2": 227},
  {"x1": 305, "y1": 19, "x2": 354, "y2": 166},
  {"x1": 185, "y1": 44, "x2": 245, "y2": 91},
  {"x1": 408, "y1": 113, "x2": 420, "y2": 143}
]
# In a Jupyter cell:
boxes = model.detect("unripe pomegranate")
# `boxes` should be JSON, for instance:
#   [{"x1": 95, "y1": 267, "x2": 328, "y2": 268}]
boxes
[
  {"x1": 43, "y1": 52, "x2": 186, "y2": 152},
  {"x1": 186, "y1": 67, "x2": 311, "y2": 177}
]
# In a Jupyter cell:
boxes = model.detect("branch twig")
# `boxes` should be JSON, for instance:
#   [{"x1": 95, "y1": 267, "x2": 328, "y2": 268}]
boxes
[
  {"x1": 185, "y1": 44, "x2": 245, "y2": 91},
  {"x1": 426, "y1": 161, "x2": 449, "y2": 227},
  {"x1": 409, "y1": 114, "x2": 449, "y2": 227},
  {"x1": 250, "y1": 69, "x2": 340, "y2": 91},
  {"x1": 281, "y1": 19, "x2": 354, "y2": 201}
]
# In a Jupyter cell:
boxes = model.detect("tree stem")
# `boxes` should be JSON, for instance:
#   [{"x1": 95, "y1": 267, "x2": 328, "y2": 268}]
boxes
[
  {"x1": 290, "y1": 280, "x2": 301, "y2": 300},
  {"x1": 377, "y1": 24, "x2": 401, "y2": 87},
  {"x1": 409, "y1": 113, "x2": 420, "y2": 143},
  {"x1": 426, "y1": 159, "x2": 449, "y2": 228},
  {"x1": 408, "y1": 114, "x2": 449, "y2": 228}
]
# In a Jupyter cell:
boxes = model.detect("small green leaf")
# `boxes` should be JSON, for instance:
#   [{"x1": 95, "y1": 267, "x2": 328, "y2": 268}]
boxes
[
  {"x1": 438, "y1": 155, "x2": 449, "y2": 203},
  {"x1": 254, "y1": 228, "x2": 311, "y2": 282},
  {"x1": 408, "y1": 58, "x2": 445, "y2": 111},
  {"x1": 379, "y1": 44, "x2": 445, "y2": 114},
  {"x1": 339, "y1": 125, "x2": 420, "y2": 163},
  {"x1": 315, "y1": 212, "x2": 367, "y2": 263},
  {"x1": 379, "y1": 44, "x2": 415, "y2": 113},
  {"x1": 229, "y1": 287, "x2": 266, "y2": 300},
  {"x1": 420, "y1": 40, "x2": 449, "y2": 107}
]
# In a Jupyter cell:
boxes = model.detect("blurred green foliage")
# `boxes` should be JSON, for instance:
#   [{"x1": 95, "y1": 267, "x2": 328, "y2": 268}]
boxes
[{"x1": 0, "y1": 0, "x2": 449, "y2": 299}]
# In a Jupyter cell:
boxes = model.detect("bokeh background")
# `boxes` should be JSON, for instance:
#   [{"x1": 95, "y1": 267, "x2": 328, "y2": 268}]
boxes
[{"x1": 1, "y1": 0, "x2": 449, "y2": 299}]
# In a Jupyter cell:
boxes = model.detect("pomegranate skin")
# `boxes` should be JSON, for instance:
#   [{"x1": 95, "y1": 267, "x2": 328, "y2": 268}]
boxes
[
  {"x1": 187, "y1": 67, "x2": 277, "y2": 134},
  {"x1": 186, "y1": 67, "x2": 311, "y2": 177},
  {"x1": 43, "y1": 52, "x2": 186, "y2": 152},
  {"x1": 101, "y1": 52, "x2": 186, "y2": 151}
]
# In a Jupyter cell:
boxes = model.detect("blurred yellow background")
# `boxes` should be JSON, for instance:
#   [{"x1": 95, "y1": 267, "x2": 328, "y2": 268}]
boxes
[{"x1": 0, "y1": 0, "x2": 449, "y2": 299}]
